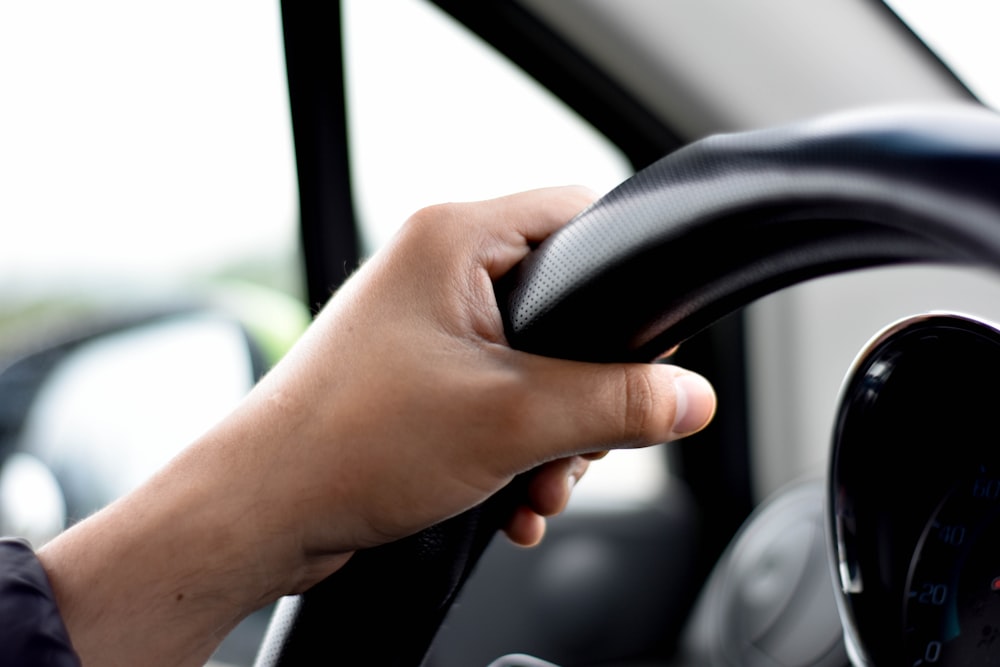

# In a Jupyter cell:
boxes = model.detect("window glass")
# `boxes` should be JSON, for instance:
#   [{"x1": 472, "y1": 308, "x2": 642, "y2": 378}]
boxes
[
  {"x1": 883, "y1": 1, "x2": 1000, "y2": 109},
  {"x1": 1, "y1": 5, "x2": 300, "y2": 665},
  {"x1": 343, "y1": 0, "x2": 667, "y2": 507},
  {"x1": 342, "y1": 0, "x2": 633, "y2": 253},
  {"x1": 0, "y1": 0, "x2": 305, "y2": 359}
]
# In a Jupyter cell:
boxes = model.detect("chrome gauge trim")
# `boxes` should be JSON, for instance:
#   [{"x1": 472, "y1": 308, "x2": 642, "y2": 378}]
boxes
[{"x1": 829, "y1": 312, "x2": 1000, "y2": 667}]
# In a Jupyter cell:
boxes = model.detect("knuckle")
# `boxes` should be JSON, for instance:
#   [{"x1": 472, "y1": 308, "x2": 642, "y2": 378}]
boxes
[
  {"x1": 620, "y1": 366, "x2": 658, "y2": 445},
  {"x1": 402, "y1": 203, "x2": 449, "y2": 234}
]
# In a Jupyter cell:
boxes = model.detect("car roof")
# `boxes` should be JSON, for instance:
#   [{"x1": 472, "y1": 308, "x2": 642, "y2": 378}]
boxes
[{"x1": 519, "y1": 0, "x2": 971, "y2": 138}]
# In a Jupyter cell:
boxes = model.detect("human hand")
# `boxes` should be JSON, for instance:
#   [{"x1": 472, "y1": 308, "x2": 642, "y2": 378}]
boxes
[
  {"x1": 241, "y1": 185, "x2": 716, "y2": 571},
  {"x1": 37, "y1": 186, "x2": 716, "y2": 667}
]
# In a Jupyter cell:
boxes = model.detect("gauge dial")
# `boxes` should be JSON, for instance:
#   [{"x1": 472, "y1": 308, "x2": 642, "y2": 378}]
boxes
[
  {"x1": 831, "y1": 313, "x2": 1000, "y2": 667},
  {"x1": 904, "y1": 463, "x2": 1000, "y2": 666}
]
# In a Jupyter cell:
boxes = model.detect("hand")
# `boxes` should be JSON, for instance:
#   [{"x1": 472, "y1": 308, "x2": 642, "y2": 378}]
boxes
[
  {"x1": 37, "y1": 186, "x2": 716, "y2": 667},
  {"x1": 246, "y1": 185, "x2": 716, "y2": 559}
]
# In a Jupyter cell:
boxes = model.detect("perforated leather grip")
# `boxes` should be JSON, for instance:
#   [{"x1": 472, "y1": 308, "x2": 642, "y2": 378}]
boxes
[
  {"x1": 498, "y1": 103, "x2": 1000, "y2": 361},
  {"x1": 256, "y1": 103, "x2": 1000, "y2": 666}
]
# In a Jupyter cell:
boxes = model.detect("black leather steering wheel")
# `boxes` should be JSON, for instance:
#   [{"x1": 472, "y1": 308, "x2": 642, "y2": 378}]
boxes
[{"x1": 254, "y1": 102, "x2": 1000, "y2": 666}]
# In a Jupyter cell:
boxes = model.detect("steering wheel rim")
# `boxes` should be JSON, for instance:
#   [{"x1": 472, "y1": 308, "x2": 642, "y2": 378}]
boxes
[{"x1": 255, "y1": 102, "x2": 1000, "y2": 666}]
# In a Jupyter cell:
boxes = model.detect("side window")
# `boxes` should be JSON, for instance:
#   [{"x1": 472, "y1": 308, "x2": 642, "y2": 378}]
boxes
[
  {"x1": 1, "y1": 5, "x2": 301, "y2": 663},
  {"x1": 0, "y1": 1, "x2": 305, "y2": 358},
  {"x1": 342, "y1": 0, "x2": 632, "y2": 252},
  {"x1": 0, "y1": 1, "x2": 306, "y2": 536},
  {"x1": 343, "y1": 0, "x2": 666, "y2": 505}
]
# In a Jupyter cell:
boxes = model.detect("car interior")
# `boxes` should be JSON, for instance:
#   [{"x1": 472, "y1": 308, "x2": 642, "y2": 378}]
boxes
[{"x1": 4, "y1": 2, "x2": 1000, "y2": 666}]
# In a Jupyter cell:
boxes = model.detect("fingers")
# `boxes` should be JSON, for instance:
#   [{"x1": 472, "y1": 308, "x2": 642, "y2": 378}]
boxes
[
  {"x1": 656, "y1": 344, "x2": 681, "y2": 360},
  {"x1": 671, "y1": 372, "x2": 718, "y2": 436},
  {"x1": 527, "y1": 457, "x2": 590, "y2": 516},
  {"x1": 502, "y1": 456, "x2": 588, "y2": 547},
  {"x1": 503, "y1": 356, "x2": 717, "y2": 465},
  {"x1": 467, "y1": 185, "x2": 598, "y2": 280},
  {"x1": 503, "y1": 505, "x2": 547, "y2": 547},
  {"x1": 452, "y1": 188, "x2": 715, "y2": 458},
  {"x1": 323, "y1": 187, "x2": 714, "y2": 552},
  {"x1": 499, "y1": 360, "x2": 716, "y2": 550}
]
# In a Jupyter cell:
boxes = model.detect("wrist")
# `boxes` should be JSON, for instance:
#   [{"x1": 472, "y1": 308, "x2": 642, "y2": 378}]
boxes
[{"x1": 35, "y1": 413, "x2": 350, "y2": 667}]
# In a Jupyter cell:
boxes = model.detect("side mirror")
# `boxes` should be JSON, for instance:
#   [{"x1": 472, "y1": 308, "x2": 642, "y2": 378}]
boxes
[{"x1": 0, "y1": 311, "x2": 265, "y2": 545}]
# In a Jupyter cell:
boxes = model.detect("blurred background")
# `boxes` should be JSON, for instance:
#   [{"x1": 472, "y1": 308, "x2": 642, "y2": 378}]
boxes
[{"x1": 2, "y1": 1, "x2": 1000, "y2": 665}]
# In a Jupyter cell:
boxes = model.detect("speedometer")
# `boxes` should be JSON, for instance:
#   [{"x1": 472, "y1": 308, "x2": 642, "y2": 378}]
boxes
[
  {"x1": 830, "y1": 313, "x2": 1000, "y2": 667},
  {"x1": 904, "y1": 464, "x2": 1000, "y2": 666}
]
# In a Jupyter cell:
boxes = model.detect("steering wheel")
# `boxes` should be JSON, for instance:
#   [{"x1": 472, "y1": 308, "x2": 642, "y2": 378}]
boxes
[{"x1": 254, "y1": 102, "x2": 1000, "y2": 666}]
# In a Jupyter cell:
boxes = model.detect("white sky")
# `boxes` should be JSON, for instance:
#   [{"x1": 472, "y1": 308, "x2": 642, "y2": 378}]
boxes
[
  {"x1": 342, "y1": 0, "x2": 632, "y2": 253},
  {"x1": 3, "y1": 0, "x2": 996, "y2": 512},
  {"x1": 4, "y1": 0, "x2": 992, "y2": 296},
  {"x1": 884, "y1": 0, "x2": 1000, "y2": 109},
  {"x1": 0, "y1": 1, "x2": 298, "y2": 292},
  {"x1": 0, "y1": 0, "x2": 631, "y2": 300}
]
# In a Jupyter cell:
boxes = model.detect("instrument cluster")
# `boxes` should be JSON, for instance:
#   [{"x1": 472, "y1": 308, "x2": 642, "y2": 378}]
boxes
[{"x1": 831, "y1": 313, "x2": 1000, "y2": 666}]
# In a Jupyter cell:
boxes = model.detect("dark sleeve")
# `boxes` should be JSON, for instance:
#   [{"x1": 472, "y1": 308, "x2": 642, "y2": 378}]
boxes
[{"x1": 0, "y1": 537, "x2": 81, "y2": 667}]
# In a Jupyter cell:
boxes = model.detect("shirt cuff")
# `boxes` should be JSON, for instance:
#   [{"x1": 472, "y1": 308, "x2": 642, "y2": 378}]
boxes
[{"x1": 0, "y1": 537, "x2": 81, "y2": 666}]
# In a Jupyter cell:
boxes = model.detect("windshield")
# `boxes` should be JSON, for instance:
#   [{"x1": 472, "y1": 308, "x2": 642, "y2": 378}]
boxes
[{"x1": 883, "y1": 0, "x2": 1000, "y2": 109}]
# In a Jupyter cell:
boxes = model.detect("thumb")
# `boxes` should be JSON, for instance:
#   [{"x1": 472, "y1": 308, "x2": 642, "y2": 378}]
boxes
[{"x1": 508, "y1": 356, "x2": 717, "y2": 462}]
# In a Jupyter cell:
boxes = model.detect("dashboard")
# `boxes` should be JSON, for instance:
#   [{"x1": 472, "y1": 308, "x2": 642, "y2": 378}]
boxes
[
  {"x1": 683, "y1": 311, "x2": 1000, "y2": 667},
  {"x1": 832, "y1": 312, "x2": 1000, "y2": 666}
]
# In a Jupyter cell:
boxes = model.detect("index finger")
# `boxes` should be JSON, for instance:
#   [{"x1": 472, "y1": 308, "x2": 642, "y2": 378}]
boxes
[{"x1": 472, "y1": 185, "x2": 598, "y2": 280}]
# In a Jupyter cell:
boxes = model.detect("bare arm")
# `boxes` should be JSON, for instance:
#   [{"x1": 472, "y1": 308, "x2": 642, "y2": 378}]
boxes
[{"x1": 37, "y1": 186, "x2": 716, "y2": 666}]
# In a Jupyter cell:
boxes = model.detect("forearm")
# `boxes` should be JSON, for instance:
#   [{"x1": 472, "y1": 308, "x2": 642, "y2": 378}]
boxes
[
  {"x1": 28, "y1": 188, "x2": 717, "y2": 666},
  {"x1": 35, "y1": 412, "x2": 349, "y2": 667}
]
